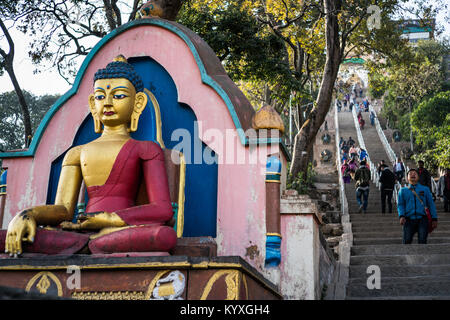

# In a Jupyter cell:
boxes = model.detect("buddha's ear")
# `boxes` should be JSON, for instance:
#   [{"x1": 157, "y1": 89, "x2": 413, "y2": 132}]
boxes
[
  {"x1": 88, "y1": 94, "x2": 103, "y2": 133},
  {"x1": 130, "y1": 91, "x2": 148, "y2": 132}
]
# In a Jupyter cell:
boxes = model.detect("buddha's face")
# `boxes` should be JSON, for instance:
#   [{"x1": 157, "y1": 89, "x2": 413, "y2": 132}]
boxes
[
  {"x1": 89, "y1": 77, "x2": 147, "y2": 133},
  {"x1": 92, "y1": 78, "x2": 136, "y2": 127}
]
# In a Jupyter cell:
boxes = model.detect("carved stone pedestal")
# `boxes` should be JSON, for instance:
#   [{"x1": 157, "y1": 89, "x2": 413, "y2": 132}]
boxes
[{"x1": 0, "y1": 255, "x2": 281, "y2": 300}]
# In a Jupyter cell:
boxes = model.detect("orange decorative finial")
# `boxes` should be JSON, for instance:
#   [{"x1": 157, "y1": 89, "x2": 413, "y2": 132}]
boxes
[{"x1": 252, "y1": 104, "x2": 285, "y2": 133}]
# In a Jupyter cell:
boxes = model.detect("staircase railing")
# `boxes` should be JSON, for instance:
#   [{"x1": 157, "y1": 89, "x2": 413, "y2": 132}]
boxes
[
  {"x1": 335, "y1": 101, "x2": 349, "y2": 219},
  {"x1": 369, "y1": 105, "x2": 409, "y2": 205},
  {"x1": 333, "y1": 99, "x2": 352, "y2": 300},
  {"x1": 369, "y1": 105, "x2": 396, "y2": 164},
  {"x1": 351, "y1": 102, "x2": 380, "y2": 189}
]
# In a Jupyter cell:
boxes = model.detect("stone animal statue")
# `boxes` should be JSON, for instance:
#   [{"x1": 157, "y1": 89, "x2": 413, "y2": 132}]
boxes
[
  {"x1": 151, "y1": 270, "x2": 185, "y2": 300},
  {"x1": 140, "y1": 0, "x2": 184, "y2": 21}
]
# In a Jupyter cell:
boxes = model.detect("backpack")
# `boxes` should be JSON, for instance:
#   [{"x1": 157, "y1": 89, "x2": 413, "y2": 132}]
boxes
[{"x1": 357, "y1": 168, "x2": 371, "y2": 187}]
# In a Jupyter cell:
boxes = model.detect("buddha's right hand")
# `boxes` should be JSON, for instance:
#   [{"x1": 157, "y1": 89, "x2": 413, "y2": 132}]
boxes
[{"x1": 5, "y1": 209, "x2": 37, "y2": 257}]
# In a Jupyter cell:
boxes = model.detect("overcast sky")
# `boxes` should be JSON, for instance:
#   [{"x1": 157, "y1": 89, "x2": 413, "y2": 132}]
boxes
[{"x1": 0, "y1": 3, "x2": 449, "y2": 97}]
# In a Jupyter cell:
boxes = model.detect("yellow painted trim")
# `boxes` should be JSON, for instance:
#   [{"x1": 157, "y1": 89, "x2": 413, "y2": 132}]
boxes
[
  {"x1": 265, "y1": 172, "x2": 281, "y2": 175},
  {"x1": 1, "y1": 261, "x2": 247, "y2": 271},
  {"x1": 25, "y1": 271, "x2": 63, "y2": 297},
  {"x1": 144, "y1": 89, "x2": 165, "y2": 149},
  {"x1": 265, "y1": 180, "x2": 281, "y2": 183},
  {"x1": 0, "y1": 184, "x2": 6, "y2": 188},
  {"x1": 72, "y1": 290, "x2": 145, "y2": 300},
  {"x1": 0, "y1": 192, "x2": 6, "y2": 195},
  {"x1": 144, "y1": 87, "x2": 185, "y2": 237},
  {"x1": 266, "y1": 232, "x2": 283, "y2": 239},
  {"x1": 192, "y1": 261, "x2": 243, "y2": 269},
  {"x1": 200, "y1": 270, "x2": 240, "y2": 300},
  {"x1": 0, "y1": 261, "x2": 192, "y2": 271},
  {"x1": 177, "y1": 152, "x2": 186, "y2": 238}
]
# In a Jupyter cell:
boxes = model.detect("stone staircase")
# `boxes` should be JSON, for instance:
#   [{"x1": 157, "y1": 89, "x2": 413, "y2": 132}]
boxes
[{"x1": 337, "y1": 110, "x2": 450, "y2": 299}]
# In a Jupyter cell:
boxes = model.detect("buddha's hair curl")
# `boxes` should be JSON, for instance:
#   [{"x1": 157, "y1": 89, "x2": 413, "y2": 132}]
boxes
[{"x1": 94, "y1": 61, "x2": 144, "y2": 93}]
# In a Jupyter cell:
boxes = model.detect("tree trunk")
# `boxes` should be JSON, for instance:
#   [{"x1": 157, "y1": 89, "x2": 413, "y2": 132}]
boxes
[
  {"x1": 0, "y1": 17, "x2": 32, "y2": 148},
  {"x1": 289, "y1": 0, "x2": 342, "y2": 177},
  {"x1": 4, "y1": 63, "x2": 32, "y2": 147}
]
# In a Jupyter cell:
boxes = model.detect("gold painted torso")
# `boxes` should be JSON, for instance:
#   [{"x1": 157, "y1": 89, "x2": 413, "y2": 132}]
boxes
[{"x1": 80, "y1": 137, "x2": 130, "y2": 187}]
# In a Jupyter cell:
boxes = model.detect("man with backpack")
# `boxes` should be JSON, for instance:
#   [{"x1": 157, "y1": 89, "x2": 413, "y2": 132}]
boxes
[
  {"x1": 379, "y1": 164, "x2": 396, "y2": 214},
  {"x1": 398, "y1": 169, "x2": 438, "y2": 244},
  {"x1": 355, "y1": 160, "x2": 371, "y2": 214}
]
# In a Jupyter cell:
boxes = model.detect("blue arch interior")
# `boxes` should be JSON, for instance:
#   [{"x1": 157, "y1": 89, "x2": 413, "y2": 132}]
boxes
[{"x1": 47, "y1": 56, "x2": 218, "y2": 237}]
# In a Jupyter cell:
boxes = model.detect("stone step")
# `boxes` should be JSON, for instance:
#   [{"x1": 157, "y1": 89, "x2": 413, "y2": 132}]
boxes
[
  {"x1": 345, "y1": 194, "x2": 382, "y2": 198},
  {"x1": 351, "y1": 220, "x2": 450, "y2": 227},
  {"x1": 348, "y1": 210, "x2": 387, "y2": 214},
  {"x1": 348, "y1": 274, "x2": 450, "y2": 285},
  {"x1": 351, "y1": 244, "x2": 450, "y2": 256},
  {"x1": 352, "y1": 225, "x2": 450, "y2": 232},
  {"x1": 350, "y1": 218, "x2": 450, "y2": 225},
  {"x1": 350, "y1": 264, "x2": 450, "y2": 279},
  {"x1": 350, "y1": 254, "x2": 450, "y2": 266},
  {"x1": 347, "y1": 201, "x2": 385, "y2": 206},
  {"x1": 350, "y1": 214, "x2": 450, "y2": 221},
  {"x1": 353, "y1": 237, "x2": 450, "y2": 245},
  {"x1": 346, "y1": 279, "x2": 450, "y2": 298},
  {"x1": 353, "y1": 231, "x2": 450, "y2": 239}
]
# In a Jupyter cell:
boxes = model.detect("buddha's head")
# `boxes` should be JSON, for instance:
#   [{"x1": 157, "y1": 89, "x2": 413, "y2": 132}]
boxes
[{"x1": 89, "y1": 55, "x2": 148, "y2": 133}]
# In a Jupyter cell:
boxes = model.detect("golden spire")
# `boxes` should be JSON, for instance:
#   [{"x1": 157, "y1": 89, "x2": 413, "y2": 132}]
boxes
[{"x1": 113, "y1": 55, "x2": 128, "y2": 63}]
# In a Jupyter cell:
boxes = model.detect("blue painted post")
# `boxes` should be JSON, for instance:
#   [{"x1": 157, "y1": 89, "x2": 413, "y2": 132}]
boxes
[
  {"x1": 0, "y1": 170, "x2": 7, "y2": 227},
  {"x1": 265, "y1": 155, "x2": 282, "y2": 267}
]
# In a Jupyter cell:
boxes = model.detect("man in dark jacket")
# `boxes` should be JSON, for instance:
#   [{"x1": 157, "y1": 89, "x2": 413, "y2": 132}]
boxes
[
  {"x1": 379, "y1": 164, "x2": 396, "y2": 214},
  {"x1": 355, "y1": 160, "x2": 371, "y2": 214},
  {"x1": 417, "y1": 160, "x2": 432, "y2": 192}
]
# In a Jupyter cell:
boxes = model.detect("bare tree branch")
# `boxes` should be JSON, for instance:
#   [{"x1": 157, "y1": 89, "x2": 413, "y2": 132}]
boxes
[{"x1": 128, "y1": 0, "x2": 142, "y2": 22}]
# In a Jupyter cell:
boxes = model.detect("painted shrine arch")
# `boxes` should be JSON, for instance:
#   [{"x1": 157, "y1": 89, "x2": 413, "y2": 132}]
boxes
[
  {"x1": 0, "y1": 18, "x2": 256, "y2": 160},
  {"x1": 1, "y1": 18, "x2": 263, "y2": 237}
]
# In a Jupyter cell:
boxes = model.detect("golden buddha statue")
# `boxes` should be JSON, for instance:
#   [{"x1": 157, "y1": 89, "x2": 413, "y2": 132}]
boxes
[{"x1": 1, "y1": 56, "x2": 177, "y2": 257}]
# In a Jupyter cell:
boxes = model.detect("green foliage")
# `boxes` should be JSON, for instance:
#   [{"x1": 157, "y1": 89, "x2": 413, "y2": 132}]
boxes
[
  {"x1": 412, "y1": 91, "x2": 450, "y2": 130},
  {"x1": 286, "y1": 162, "x2": 316, "y2": 195},
  {"x1": 368, "y1": 71, "x2": 388, "y2": 99},
  {"x1": 178, "y1": 2, "x2": 296, "y2": 103},
  {"x1": 375, "y1": 40, "x2": 449, "y2": 137},
  {"x1": 411, "y1": 91, "x2": 450, "y2": 170},
  {"x1": 0, "y1": 91, "x2": 60, "y2": 150}
]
